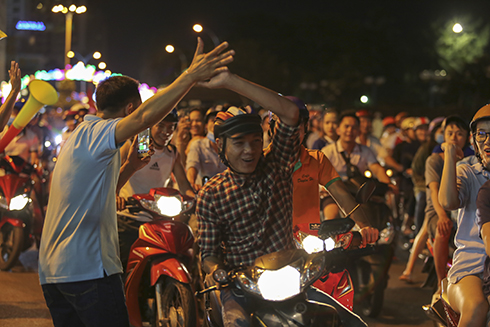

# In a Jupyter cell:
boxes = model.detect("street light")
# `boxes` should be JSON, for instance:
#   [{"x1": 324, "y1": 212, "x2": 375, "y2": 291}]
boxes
[
  {"x1": 453, "y1": 23, "x2": 463, "y2": 33},
  {"x1": 66, "y1": 50, "x2": 104, "y2": 93},
  {"x1": 52, "y1": 4, "x2": 87, "y2": 67},
  {"x1": 192, "y1": 24, "x2": 219, "y2": 47},
  {"x1": 165, "y1": 44, "x2": 188, "y2": 72}
]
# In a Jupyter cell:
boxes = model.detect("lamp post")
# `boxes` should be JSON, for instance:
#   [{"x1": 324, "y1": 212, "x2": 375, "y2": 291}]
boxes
[
  {"x1": 52, "y1": 4, "x2": 87, "y2": 68},
  {"x1": 165, "y1": 44, "x2": 188, "y2": 73},
  {"x1": 192, "y1": 24, "x2": 219, "y2": 47}
]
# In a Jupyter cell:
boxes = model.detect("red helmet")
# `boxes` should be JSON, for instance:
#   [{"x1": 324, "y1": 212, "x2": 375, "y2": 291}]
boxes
[
  {"x1": 382, "y1": 116, "x2": 396, "y2": 127},
  {"x1": 356, "y1": 109, "x2": 372, "y2": 118}
]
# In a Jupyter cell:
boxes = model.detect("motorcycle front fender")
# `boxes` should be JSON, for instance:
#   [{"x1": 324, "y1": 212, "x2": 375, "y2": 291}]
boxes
[
  {"x1": 150, "y1": 257, "x2": 192, "y2": 286},
  {"x1": 0, "y1": 216, "x2": 24, "y2": 229}
]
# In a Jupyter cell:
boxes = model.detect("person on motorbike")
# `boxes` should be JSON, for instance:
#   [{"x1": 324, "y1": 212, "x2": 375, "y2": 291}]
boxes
[
  {"x1": 272, "y1": 97, "x2": 374, "y2": 229},
  {"x1": 116, "y1": 109, "x2": 196, "y2": 270},
  {"x1": 399, "y1": 117, "x2": 472, "y2": 295},
  {"x1": 186, "y1": 107, "x2": 227, "y2": 190},
  {"x1": 38, "y1": 38, "x2": 234, "y2": 327},
  {"x1": 311, "y1": 108, "x2": 339, "y2": 150},
  {"x1": 439, "y1": 105, "x2": 490, "y2": 327},
  {"x1": 321, "y1": 111, "x2": 393, "y2": 187},
  {"x1": 196, "y1": 73, "x2": 377, "y2": 327}
]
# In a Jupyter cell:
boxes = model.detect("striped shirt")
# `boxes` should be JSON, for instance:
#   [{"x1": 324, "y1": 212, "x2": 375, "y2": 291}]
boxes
[{"x1": 197, "y1": 120, "x2": 300, "y2": 268}]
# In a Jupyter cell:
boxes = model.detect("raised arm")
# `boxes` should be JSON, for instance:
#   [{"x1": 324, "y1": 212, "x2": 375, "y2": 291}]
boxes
[
  {"x1": 200, "y1": 72, "x2": 299, "y2": 126},
  {"x1": 115, "y1": 39, "x2": 234, "y2": 144},
  {"x1": 0, "y1": 61, "x2": 21, "y2": 131},
  {"x1": 438, "y1": 143, "x2": 462, "y2": 210}
]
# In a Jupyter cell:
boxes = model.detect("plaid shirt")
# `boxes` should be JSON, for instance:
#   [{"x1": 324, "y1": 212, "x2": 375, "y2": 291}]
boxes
[{"x1": 197, "y1": 120, "x2": 300, "y2": 268}]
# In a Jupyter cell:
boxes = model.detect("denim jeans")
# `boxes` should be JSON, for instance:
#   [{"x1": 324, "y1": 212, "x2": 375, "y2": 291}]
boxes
[{"x1": 42, "y1": 273, "x2": 129, "y2": 327}]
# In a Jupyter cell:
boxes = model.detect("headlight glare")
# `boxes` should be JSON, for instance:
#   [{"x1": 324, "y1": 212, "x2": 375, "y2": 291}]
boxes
[
  {"x1": 257, "y1": 265, "x2": 300, "y2": 301},
  {"x1": 10, "y1": 194, "x2": 30, "y2": 210}
]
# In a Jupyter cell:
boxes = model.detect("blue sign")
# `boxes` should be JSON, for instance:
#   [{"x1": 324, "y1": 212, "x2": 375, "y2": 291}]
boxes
[{"x1": 16, "y1": 21, "x2": 46, "y2": 31}]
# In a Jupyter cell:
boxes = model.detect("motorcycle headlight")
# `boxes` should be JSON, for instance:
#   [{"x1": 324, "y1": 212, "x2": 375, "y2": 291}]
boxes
[
  {"x1": 237, "y1": 254, "x2": 326, "y2": 302},
  {"x1": 364, "y1": 170, "x2": 373, "y2": 178},
  {"x1": 10, "y1": 194, "x2": 30, "y2": 211},
  {"x1": 258, "y1": 266, "x2": 300, "y2": 301},
  {"x1": 139, "y1": 195, "x2": 182, "y2": 217},
  {"x1": 301, "y1": 235, "x2": 335, "y2": 254},
  {"x1": 378, "y1": 222, "x2": 395, "y2": 245}
]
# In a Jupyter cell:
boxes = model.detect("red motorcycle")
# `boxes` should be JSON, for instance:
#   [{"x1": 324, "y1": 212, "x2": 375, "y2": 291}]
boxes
[
  {"x1": 0, "y1": 155, "x2": 45, "y2": 271},
  {"x1": 294, "y1": 223, "x2": 355, "y2": 311},
  {"x1": 123, "y1": 187, "x2": 197, "y2": 327}
]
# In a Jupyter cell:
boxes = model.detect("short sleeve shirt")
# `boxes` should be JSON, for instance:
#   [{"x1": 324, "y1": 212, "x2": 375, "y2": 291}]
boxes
[
  {"x1": 39, "y1": 115, "x2": 123, "y2": 284},
  {"x1": 447, "y1": 162, "x2": 490, "y2": 284},
  {"x1": 321, "y1": 140, "x2": 378, "y2": 181},
  {"x1": 292, "y1": 146, "x2": 340, "y2": 225},
  {"x1": 425, "y1": 153, "x2": 445, "y2": 215},
  {"x1": 185, "y1": 136, "x2": 226, "y2": 186},
  {"x1": 476, "y1": 179, "x2": 490, "y2": 296}
]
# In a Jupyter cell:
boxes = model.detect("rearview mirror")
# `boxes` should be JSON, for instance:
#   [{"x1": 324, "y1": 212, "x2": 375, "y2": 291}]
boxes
[
  {"x1": 355, "y1": 180, "x2": 376, "y2": 204},
  {"x1": 318, "y1": 217, "x2": 356, "y2": 240}
]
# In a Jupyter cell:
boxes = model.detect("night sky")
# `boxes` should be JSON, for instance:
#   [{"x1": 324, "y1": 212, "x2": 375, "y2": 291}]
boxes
[
  {"x1": 77, "y1": 0, "x2": 490, "y2": 113},
  {"x1": 82, "y1": 0, "x2": 487, "y2": 79}
]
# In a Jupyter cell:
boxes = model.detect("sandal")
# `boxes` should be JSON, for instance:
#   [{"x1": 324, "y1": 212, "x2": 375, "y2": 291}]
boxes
[{"x1": 399, "y1": 273, "x2": 413, "y2": 284}]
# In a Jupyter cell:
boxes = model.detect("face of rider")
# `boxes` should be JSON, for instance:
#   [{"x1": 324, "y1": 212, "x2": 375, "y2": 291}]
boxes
[
  {"x1": 189, "y1": 110, "x2": 204, "y2": 137},
  {"x1": 359, "y1": 116, "x2": 372, "y2": 135},
  {"x1": 337, "y1": 116, "x2": 359, "y2": 145},
  {"x1": 474, "y1": 120, "x2": 490, "y2": 170},
  {"x1": 323, "y1": 112, "x2": 338, "y2": 140},
  {"x1": 151, "y1": 120, "x2": 177, "y2": 148},
  {"x1": 415, "y1": 125, "x2": 428, "y2": 143},
  {"x1": 221, "y1": 132, "x2": 263, "y2": 174},
  {"x1": 444, "y1": 123, "x2": 467, "y2": 149}
]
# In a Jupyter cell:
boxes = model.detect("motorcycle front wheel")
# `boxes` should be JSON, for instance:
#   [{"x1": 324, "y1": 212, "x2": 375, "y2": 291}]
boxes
[
  {"x1": 155, "y1": 278, "x2": 196, "y2": 327},
  {"x1": 0, "y1": 224, "x2": 24, "y2": 271}
]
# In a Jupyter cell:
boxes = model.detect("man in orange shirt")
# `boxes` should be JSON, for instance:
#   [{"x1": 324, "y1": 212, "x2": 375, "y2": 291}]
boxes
[{"x1": 282, "y1": 97, "x2": 376, "y2": 238}]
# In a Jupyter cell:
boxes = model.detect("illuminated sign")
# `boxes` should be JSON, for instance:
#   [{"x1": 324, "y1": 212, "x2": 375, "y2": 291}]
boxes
[{"x1": 16, "y1": 21, "x2": 46, "y2": 31}]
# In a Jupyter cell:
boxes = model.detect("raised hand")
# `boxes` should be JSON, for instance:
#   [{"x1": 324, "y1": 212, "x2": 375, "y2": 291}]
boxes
[
  {"x1": 198, "y1": 70, "x2": 233, "y2": 89},
  {"x1": 8, "y1": 61, "x2": 21, "y2": 93},
  {"x1": 185, "y1": 38, "x2": 234, "y2": 83}
]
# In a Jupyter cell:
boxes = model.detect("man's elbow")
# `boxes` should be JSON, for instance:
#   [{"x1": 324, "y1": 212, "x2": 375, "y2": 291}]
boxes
[{"x1": 439, "y1": 196, "x2": 459, "y2": 211}]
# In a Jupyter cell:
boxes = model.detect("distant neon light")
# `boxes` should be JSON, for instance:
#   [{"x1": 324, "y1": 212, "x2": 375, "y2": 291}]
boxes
[{"x1": 16, "y1": 21, "x2": 46, "y2": 31}]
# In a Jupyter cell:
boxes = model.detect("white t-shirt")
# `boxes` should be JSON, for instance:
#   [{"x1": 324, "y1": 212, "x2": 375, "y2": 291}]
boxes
[{"x1": 119, "y1": 144, "x2": 177, "y2": 199}]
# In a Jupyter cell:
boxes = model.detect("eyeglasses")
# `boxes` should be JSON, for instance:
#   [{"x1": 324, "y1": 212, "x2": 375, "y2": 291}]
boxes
[{"x1": 474, "y1": 131, "x2": 490, "y2": 143}]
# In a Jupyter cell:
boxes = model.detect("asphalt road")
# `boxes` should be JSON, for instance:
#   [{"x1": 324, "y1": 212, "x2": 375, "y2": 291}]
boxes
[{"x1": 0, "y1": 246, "x2": 437, "y2": 327}]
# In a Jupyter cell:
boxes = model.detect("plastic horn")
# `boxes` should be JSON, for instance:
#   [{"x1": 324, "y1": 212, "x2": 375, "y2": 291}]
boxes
[
  {"x1": 0, "y1": 29, "x2": 6, "y2": 41},
  {"x1": 0, "y1": 80, "x2": 58, "y2": 153}
]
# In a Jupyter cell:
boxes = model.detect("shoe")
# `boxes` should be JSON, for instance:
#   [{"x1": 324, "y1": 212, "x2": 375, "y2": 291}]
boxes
[{"x1": 399, "y1": 273, "x2": 413, "y2": 284}]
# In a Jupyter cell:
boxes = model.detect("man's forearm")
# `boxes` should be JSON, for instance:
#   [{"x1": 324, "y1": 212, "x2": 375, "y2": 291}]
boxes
[
  {"x1": 224, "y1": 74, "x2": 299, "y2": 126},
  {"x1": 116, "y1": 161, "x2": 137, "y2": 194},
  {"x1": 439, "y1": 151, "x2": 459, "y2": 210},
  {"x1": 202, "y1": 255, "x2": 225, "y2": 275},
  {"x1": 0, "y1": 87, "x2": 20, "y2": 131}
]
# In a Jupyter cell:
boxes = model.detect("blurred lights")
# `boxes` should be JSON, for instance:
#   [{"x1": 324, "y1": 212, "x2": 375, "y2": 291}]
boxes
[
  {"x1": 453, "y1": 23, "x2": 463, "y2": 33},
  {"x1": 93, "y1": 51, "x2": 101, "y2": 60},
  {"x1": 360, "y1": 95, "x2": 369, "y2": 103},
  {"x1": 98, "y1": 62, "x2": 106, "y2": 70},
  {"x1": 193, "y1": 24, "x2": 203, "y2": 33},
  {"x1": 165, "y1": 45, "x2": 175, "y2": 53},
  {"x1": 67, "y1": 50, "x2": 75, "y2": 58}
]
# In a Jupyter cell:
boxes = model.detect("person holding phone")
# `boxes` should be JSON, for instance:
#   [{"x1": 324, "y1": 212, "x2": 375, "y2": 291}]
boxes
[{"x1": 38, "y1": 38, "x2": 234, "y2": 327}]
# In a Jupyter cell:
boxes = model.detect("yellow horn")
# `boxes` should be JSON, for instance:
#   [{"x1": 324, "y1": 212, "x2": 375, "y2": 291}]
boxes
[
  {"x1": 0, "y1": 80, "x2": 59, "y2": 153},
  {"x1": 12, "y1": 80, "x2": 59, "y2": 129}
]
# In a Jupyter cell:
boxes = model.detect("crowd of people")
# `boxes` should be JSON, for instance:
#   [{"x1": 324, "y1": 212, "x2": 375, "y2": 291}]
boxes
[{"x1": 2, "y1": 38, "x2": 490, "y2": 327}]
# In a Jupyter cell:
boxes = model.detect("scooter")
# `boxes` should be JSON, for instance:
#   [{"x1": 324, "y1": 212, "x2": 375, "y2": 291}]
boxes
[
  {"x1": 344, "y1": 174, "x2": 396, "y2": 317},
  {"x1": 122, "y1": 187, "x2": 198, "y2": 327},
  {"x1": 199, "y1": 181, "x2": 376, "y2": 327},
  {"x1": 0, "y1": 155, "x2": 45, "y2": 271}
]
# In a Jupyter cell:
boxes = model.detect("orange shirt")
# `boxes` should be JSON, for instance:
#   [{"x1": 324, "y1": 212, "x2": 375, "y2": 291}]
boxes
[{"x1": 293, "y1": 146, "x2": 340, "y2": 225}]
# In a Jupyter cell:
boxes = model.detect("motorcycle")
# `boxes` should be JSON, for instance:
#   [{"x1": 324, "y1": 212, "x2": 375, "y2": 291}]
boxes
[
  {"x1": 0, "y1": 155, "x2": 45, "y2": 271},
  {"x1": 199, "y1": 181, "x2": 376, "y2": 327},
  {"x1": 122, "y1": 187, "x2": 198, "y2": 327},
  {"x1": 343, "y1": 173, "x2": 396, "y2": 317}
]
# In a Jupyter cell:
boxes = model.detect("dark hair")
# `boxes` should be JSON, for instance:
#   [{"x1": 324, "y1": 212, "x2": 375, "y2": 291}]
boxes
[
  {"x1": 95, "y1": 76, "x2": 140, "y2": 113},
  {"x1": 443, "y1": 115, "x2": 469, "y2": 135},
  {"x1": 338, "y1": 110, "x2": 360, "y2": 126},
  {"x1": 188, "y1": 107, "x2": 205, "y2": 119}
]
